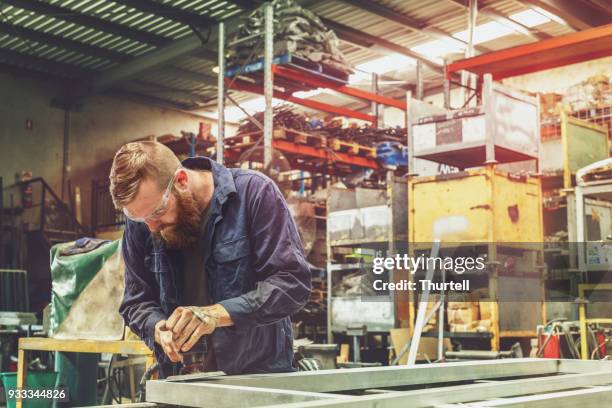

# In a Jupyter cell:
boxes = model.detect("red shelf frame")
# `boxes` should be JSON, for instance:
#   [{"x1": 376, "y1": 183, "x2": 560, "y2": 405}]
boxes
[
  {"x1": 227, "y1": 64, "x2": 407, "y2": 123},
  {"x1": 272, "y1": 65, "x2": 407, "y2": 110},
  {"x1": 446, "y1": 23, "x2": 612, "y2": 80},
  {"x1": 228, "y1": 78, "x2": 376, "y2": 122}
]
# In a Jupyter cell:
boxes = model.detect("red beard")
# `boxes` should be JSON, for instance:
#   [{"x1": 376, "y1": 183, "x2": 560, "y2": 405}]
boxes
[{"x1": 153, "y1": 190, "x2": 203, "y2": 249}]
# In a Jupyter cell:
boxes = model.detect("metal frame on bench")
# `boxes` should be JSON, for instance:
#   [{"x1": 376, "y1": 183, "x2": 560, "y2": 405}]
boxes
[{"x1": 145, "y1": 359, "x2": 612, "y2": 407}]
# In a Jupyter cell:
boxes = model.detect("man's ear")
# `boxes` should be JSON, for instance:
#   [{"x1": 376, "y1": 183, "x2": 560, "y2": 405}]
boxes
[{"x1": 175, "y1": 169, "x2": 189, "y2": 189}]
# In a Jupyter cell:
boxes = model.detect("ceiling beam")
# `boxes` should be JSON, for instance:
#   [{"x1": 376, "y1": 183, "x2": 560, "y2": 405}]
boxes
[
  {"x1": 2, "y1": 0, "x2": 170, "y2": 46},
  {"x1": 520, "y1": 0, "x2": 612, "y2": 30},
  {"x1": 157, "y1": 66, "x2": 218, "y2": 87},
  {"x1": 449, "y1": 0, "x2": 551, "y2": 41},
  {"x1": 0, "y1": 21, "x2": 130, "y2": 63},
  {"x1": 340, "y1": 0, "x2": 491, "y2": 53},
  {"x1": 225, "y1": 0, "x2": 262, "y2": 10},
  {"x1": 126, "y1": 80, "x2": 209, "y2": 103},
  {"x1": 108, "y1": 89, "x2": 193, "y2": 110},
  {"x1": 319, "y1": 17, "x2": 444, "y2": 73},
  {"x1": 0, "y1": 47, "x2": 93, "y2": 79},
  {"x1": 93, "y1": 34, "x2": 207, "y2": 92},
  {"x1": 113, "y1": 0, "x2": 217, "y2": 28}
]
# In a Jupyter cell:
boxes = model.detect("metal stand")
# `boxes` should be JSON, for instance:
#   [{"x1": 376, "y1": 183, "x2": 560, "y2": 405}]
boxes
[
  {"x1": 263, "y1": 2, "x2": 274, "y2": 168},
  {"x1": 216, "y1": 22, "x2": 225, "y2": 164},
  {"x1": 406, "y1": 240, "x2": 441, "y2": 365}
]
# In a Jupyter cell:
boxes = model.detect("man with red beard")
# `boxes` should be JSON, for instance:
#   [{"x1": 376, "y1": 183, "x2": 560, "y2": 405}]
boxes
[{"x1": 109, "y1": 141, "x2": 311, "y2": 377}]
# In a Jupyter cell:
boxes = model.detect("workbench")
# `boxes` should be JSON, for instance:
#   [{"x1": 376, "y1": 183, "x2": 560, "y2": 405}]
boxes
[{"x1": 15, "y1": 337, "x2": 154, "y2": 408}]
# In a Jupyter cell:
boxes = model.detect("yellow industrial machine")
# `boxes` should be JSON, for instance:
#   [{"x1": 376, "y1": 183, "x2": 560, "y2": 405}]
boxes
[{"x1": 409, "y1": 166, "x2": 543, "y2": 244}]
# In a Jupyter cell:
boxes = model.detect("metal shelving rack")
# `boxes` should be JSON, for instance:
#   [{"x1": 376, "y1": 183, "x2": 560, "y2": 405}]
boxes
[{"x1": 215, "y1": 2, "x2": 407, "y2": 171}]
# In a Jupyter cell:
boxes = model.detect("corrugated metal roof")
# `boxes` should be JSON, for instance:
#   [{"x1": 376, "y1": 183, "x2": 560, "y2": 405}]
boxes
[{"x1": 0, "y1": 0, "x2": 585, "y2": 113}]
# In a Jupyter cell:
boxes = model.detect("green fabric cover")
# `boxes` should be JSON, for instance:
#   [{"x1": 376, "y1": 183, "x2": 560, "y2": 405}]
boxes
[{"x1": 49, "y1": 240, "x2": 119, "y2": 334}]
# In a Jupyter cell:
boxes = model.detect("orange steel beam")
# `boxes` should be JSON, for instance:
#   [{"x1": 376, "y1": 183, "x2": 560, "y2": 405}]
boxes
[
  {"x1": 446, "y1": 23, "x2": 612, "y2": 80},
  {"x1": 227, "y1": 78, "x2": 376, "y2": 122},
  {"x1": 272, "y1": 65, "x2": 407, "y2": 110}
]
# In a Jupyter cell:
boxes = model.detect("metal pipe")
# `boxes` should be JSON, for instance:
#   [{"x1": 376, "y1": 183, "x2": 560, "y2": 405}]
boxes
[
  {"x1": 263, "y1": 2, "x2": 274, "y2": 168},
  {"x1": 217, "y1": 22, "x2": 225, "y2": 165},
  {"x1": 407, "y1": 240, "x2": 441, "y2": 365},
  {"x1": 406, "y1": 91, "x2": 415, "y2": 173},
  {"x1": 482, "y1": 73, "x2": 496, "y2": 164},
  {"x1": 9, "y1": 194, "x2": 15, "y2": 268},
  {"x1": 415, "y1": 61, "x2": 423, "y2": 100},
  {"x1": 438, "y1": 267, "x2": 445, "y2": 360},
  {"x1": 0, "y1": 176, "x2": 4, "y2": 268},
  {"x1": 61, "y1": 108, "x2": 71, "y2": 201},
  {"x1": 443, "y1": 75, "x2": 451, "y2": 109},
  {"x1": 460, "y1": 0, "x2": 477, "y2": 105},
  {"x1": 371, "y1": 72, "x2": 379, "y2": 128}
]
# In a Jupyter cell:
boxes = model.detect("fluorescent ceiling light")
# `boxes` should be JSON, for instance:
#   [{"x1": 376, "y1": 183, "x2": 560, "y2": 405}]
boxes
[
  {"x1": 509, "y1": 9, "x2": 551, "y2": 27},
  {"x1": 356, "y1": 54, "x2": 416, "y2": 74},
  {"x1": 454, "y1": 21, "x2": 514, "y2": 44},
  {"x1": 411, "y1": 38, "x2": 465, "y2": 61},
  {"x1": 531, "y1": 6, "x2": 568, "y2": 25},
  {"x1": 347, "y1": 54, "x2": 416, "y2": 84}
]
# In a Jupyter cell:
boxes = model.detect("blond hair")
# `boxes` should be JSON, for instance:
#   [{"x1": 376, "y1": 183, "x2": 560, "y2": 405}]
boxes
[{"x1": 109, "y1": 141, "x2": 181, "y2": 209}]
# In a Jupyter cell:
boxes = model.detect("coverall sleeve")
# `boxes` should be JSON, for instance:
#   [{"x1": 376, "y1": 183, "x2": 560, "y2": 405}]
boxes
[
  {"x1": 119, "y1": 220, "x2": 166, "y2": 351},
  {"x1": 219, "y1": 178, "x2": 311, "y2": 329}
]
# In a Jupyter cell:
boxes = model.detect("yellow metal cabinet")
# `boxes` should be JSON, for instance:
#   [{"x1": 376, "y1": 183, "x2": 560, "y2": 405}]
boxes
[{"x1": 409, "y1": 166, "x2": 543, "y2": 243}]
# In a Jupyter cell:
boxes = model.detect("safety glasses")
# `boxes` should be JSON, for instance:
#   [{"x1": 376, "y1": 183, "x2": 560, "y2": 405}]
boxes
[{"x1": 123, "y1": 168, "x2": 181, "y2": 223}]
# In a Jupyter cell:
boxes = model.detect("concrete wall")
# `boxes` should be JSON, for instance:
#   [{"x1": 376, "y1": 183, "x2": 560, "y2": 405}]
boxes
[
  {"x1": 501, "y1": 56, "x2": 612, "y2": 94},
  {"x1": 0, "y1": 70, "x2": 233, "y2": 228},
  {"x1": 0, "y1": 72, "x2": 65, "y2": 195}
]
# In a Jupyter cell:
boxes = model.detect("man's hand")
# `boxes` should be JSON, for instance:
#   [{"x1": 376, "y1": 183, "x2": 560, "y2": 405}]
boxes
[
  {"x1": 154, "y1": 320, "x2": 182, "y2": 363},
  {"x1": 166, "y1": 306, "x2": 220, "y2": 353}
]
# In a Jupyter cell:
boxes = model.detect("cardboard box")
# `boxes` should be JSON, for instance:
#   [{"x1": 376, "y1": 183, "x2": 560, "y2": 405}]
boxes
[
  {"x1": 474, "y1": 319, "x2": 492, "y2": 332},
  {"x1": 448, "y1": 306, "x2": 480, "y2": 324}
]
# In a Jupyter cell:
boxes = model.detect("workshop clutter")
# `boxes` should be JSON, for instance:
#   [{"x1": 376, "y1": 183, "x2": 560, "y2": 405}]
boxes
[
  {"x1": 447, "y1": 301, "x2": 494, "y2": 333},
  {"x1": 233, "y1": 105, "x2": 407, "y2": 163},
  {"x1": 227, "y1": 0, "x2": 352, "y2": 75},
  {"x1": 563, "y1": 74, "x2": 611, "y2": 112},
  {"x1": 414, "y1": 293, "x2": 496, "y2": 334}
]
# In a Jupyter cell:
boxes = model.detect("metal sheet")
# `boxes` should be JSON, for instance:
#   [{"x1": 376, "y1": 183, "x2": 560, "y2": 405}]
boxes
[
  {"x1": 258, "y1": 372, "x2": 612, "y2": 408},
  {"x1": 201, "y1": 359, "x2": 560, "y2": 392},
  {"x1": 146, "y1": 382, "x2": 346, "y2": 407},
  {"x1": 447, "y1": 386, "x2": 612, "y2": 407}
]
